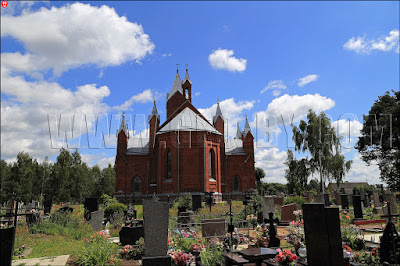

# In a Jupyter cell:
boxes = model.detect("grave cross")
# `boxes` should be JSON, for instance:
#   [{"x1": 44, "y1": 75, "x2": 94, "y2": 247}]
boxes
[{"x1": 264, "y1": 212, "x2": 280, "y2": 248}]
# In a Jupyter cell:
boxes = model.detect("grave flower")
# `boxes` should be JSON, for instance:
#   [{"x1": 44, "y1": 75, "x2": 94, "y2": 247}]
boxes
[{"x1": 275, "y1": 249, "x2": 297, "y2": 265}]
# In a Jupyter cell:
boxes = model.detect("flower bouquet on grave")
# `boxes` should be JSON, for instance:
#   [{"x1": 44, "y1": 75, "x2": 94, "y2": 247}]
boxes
[
  {"x1": 254, "y1": 224, "x2": 269, "y2": 247},
  {"x1": 246, "y1": 214, "x2": 258, "y2": 228},
  {"x1": 343, "y1": 245, "x2": 352, "y2": 266},
  {"x1": 168, "y1": 250, "x2": 195, "y2": 266},
  {"x1": 275, "y1": 249, "x2": 297, "y2": 265}
]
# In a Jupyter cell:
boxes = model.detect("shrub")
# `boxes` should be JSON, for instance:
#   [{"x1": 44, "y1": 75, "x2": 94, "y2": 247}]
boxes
[
  {"x1": 104, "y1": 202, "x2": 127, "y2": 219},
  {"x1": 176, "y1": 193, "x2": 192, "y2": 209},
  {"x1": 284, "y1": 196, "x2": 306, "y2": 208},
  {"x1": 79, "y1": 231, "x2": 119, "y2": 265}
]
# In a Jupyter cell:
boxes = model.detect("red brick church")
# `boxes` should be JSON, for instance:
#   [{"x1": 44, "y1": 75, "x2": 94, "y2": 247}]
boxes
[{"x1": 115, "y1": 69, "x2": 256, "y2": 201}]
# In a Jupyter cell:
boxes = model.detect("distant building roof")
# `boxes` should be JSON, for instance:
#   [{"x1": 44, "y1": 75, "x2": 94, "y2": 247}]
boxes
[{"x1": 157, "y1": 107, "x2": 222, "y2": 135}]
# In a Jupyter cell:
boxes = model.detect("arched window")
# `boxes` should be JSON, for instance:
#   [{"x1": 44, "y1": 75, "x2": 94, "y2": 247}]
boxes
[
  {"x1": 167, "y1": 150, "x2": 172, "y2": 179},
  {"x1": 233, "y1": 176, "x2": 240, "y2": 191},
  {"x1": 209, "y1": 149, "x2": 215, "y2": 180},
  {"x1": 132, "y1": 176, "x2": 141, "y2": 193}
]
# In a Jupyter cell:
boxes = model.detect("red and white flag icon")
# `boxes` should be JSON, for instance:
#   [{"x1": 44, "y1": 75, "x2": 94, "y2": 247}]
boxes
[{"x1": 1, "y1": 1, "x2": 8, "y2": 8}]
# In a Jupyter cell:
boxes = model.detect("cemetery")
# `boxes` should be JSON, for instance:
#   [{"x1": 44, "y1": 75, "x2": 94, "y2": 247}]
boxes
[{"x1": 1, "y1": 189, "x2": 399, "y2": 266}]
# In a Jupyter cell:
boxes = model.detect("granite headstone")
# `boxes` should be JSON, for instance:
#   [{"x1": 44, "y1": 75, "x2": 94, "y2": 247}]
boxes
[
  {"x1": 353, "y1": 195, "x2": 363, "y2": 219},
  {"x1": 263, "y1": 196, "x2": 275, "y2": 220},
  {"x1": 89, "y1": 209, "x2": 104, "y2": 231},
  {"x1": 281, "y1": 203, "x2": 297, "y2": 223},
  {"x1": 119, "y1": 226, "x2": 144, "y2": 246},
  {"x1": 201, "y1": 218, "x2": 225, "y2": 238},
  {"x1": 341, "y1": 194, "x2": 349, "y2": 210},
  {"x1": 192, "y1": 194, "x2": 202, "y2": 212},
  {"x1": 323, "y1": 193, "x2": 330, "y2": 206},
  {"x1": 372, "y1": 191, "x2": 381, "y2": 207}
]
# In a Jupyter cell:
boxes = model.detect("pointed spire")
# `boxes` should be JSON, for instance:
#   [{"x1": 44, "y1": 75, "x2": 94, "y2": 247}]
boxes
[
  {"x1": 117, "y1": 111, "x2": 129, "y2": 136},
  {"x1": 213, "y1": 99, "x2": 223, "y2": 123},
  {"x1": 182, "y1": 65, "x2": 192, "y2": 85},
  {"x1": 235, "y1": 122, "x2": 242, "y2": 139},
  {"x1": 167, "y1": 69, "x2": 183, "y2": 100},
  {"x1": 148, "y1": 99, "x2": 160, "y2": 121},
  {"x1": 243, "y1": 114, "x2": 253, "y2": 138}
]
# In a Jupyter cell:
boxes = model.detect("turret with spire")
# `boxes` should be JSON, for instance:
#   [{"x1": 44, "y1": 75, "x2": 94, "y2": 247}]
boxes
[
  {"x1": 166, "y1": 67, "x2": 191, "y2": 119},
  {"x1": 235, "y1": 122, "x2": 242, "y2": 139},
  {"x1": 182, "y1": 65, "x2": 192, "y2": 102},
  {"x1": 149, "y1": 100, "x2": 160, "y2": 150},
  {"x1": 213, "y1": 99, "x2": 224, "y2": 135},
  {"x1": 117, "y1": 112, "x2": 129, "y2": 155}
]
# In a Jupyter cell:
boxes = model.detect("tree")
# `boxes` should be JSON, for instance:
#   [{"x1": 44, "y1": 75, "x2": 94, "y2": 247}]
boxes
[
  {"x1": 45, "y1": 148, "x2": 72, "y2": 202},
  {"x1": 284, "y1": 150, "x2": 310, "y2": 195},
  {"x1": 292, "y1": 110, "x2": 352, "y2": 192},
  {"x1": 255, "y1": 167, "x2": 265, "y2": 194},
  {"x1": 356, "y1": 90, "x2": 400, "y2": 191},
  {"x1": 0, "y1": 160, "x2": 12, "y2": 203},
  {"x1": 9, "y1": 152, "x2": 34, "y2": 202}
]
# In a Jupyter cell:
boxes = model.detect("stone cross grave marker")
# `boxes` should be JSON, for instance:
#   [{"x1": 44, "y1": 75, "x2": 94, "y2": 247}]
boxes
[
  {"x1": 264, "y1": 212, "x2": 280, "y2": 248},
  {"x1": 202, "y1": 218, "x2": 225, "y2": 239},
  {"x1": 303, "y1": 203, "x2": 343, "y2": 266},
  {"x1": 142, "y1": 199, "x2": 170, "y2": 265},
  {"x1": 89, "y1": 209, "x2": 104, "y2": 231},
  {"x1": 352, "y1": 195, "x2": 363, "y2": 220},
  {"x1": 281, "y1": 203, "x2": 297, "y2": 224},
  {"x1": 263, "y1": 196, "x2": 274, "y2": 221}
]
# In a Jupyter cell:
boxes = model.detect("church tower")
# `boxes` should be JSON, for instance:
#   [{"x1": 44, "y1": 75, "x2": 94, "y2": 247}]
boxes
[
  {"x1": 166, "y1": 70, "x2": 187, "y2": 119},
  {"x1": 148, "y1": 100, "x2": 160, "y2": 150},
  {"x1": 117, "y1": 112, "x2": 129, "y2": 155},
  {"x1": 182, "y1": 68, "x2": 192, "y2": 102},
  {"x1": 213, "y1": 100, "x2": 224, "y2": 136}
]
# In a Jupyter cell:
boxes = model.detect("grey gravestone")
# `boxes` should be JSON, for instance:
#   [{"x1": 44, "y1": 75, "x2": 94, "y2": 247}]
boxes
[
  {"x1": 353, "y1": 195, "x2": 363, "y2": 219},
  {"x1": 89, "y1": 209, "x2": 104, "y2": 231},
  {"x1": 341, "y1": 194, "x2": 349, "y2": 209},
  {"x1": 323, "y1": 193, "x2": 330, "y2": 206},
  {"x1": 315, "y1": 194, "x2": 324, "y2": 204},
  {"x1": 192, "y1": 194, "x2": 202, "y2": 212},
  {"x1": 143, "y1": 199, "x2": 169, "y2": 257},
  {"x1": 119, "y1": 226, "x2": 144, "y2": 245},
  {"x1": 201, "y1": 218, "x2": 225, "y2": 238},
  {"x1": 373, "y1": 191, "x2": 381, "y2": 207},
  {"x1": 281, "y1": 203, "x2": 297, "y2": 223},
  {"x1": 263, "y1": 196, "x2": 275, "y2": 220},
  {"x1": 273, "y1": 196, "x2": 284, "y2": 207},
  {"x1": 303, "y1": 204, "x2": 344, "y2": 266},
  {"x1": 385, "y1": 192, "x2": 398, "y2": 215}
]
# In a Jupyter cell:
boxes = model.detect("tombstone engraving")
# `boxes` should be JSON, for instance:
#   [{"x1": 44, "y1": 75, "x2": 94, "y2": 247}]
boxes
[
  {"x1": 89, "y1": 209, "x2": 104, "y2": 231},
  {"x1": 192, "y1": 194, "x2": 202, "y2": 212},
  {"x1": 263, "y1": 196, "x2": 274, "y2": 220},
  {"x1": 201, "y1": 218, "x2": 225, "y2": 238},
  {"x1": 353, "y1": 195, "x2": 363, "y2": 220},
  {"x1": 142, "y1": 199, "x2": 170, "y2": 265},
  {"x1": 302, "y1": 204, "x2": 344, "y2": 266},
  {"x1": 119, "y1": 226, "x2": 144, "y2": 246},
  {"x1": 281, "y1": 203, "x2": 297, "y2": 223},
  {"x1": 373, "y1": 191, "x2": 381, "y2": 207},
  {"x1": 341, "y1": 194, "x2": 349, "y2": 210}
]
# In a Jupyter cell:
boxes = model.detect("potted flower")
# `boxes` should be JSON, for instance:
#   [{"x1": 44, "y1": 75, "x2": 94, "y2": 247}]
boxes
[
  {"x1": 343, "y1": 245, "x2": 352, "y2": 266},
  {"x1": 275, "y1": 249, "x2": 297, "y2": 265}
]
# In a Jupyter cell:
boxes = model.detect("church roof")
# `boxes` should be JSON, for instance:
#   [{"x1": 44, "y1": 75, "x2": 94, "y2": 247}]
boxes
[
  {"x1": 182, "y1": 69, "x2": 192, "y2": 85},
  {"x1": 235, "y1": 123, "x2": 242, "y2": 139},
  {"x1": 127, "y1": 138, "x2": 149, "y2": 155},
  {"x1": 148, "y1": 100, "x2": 159, "y2": 121},
  {"x1": 167, "y1": 71, "x2": 183, "y2": 100},
  {"x1": 117, "y1": 112, "x2": 129, "y2": 136},
  {"x1": 213, "y1": 100, "x2": 223, "y2": 123},
  {"x1": 157, "y1": 107, "x2": 222, "y2": 135},
  {"x1": 225, "y1": 139, "x2": 246, "y2": 155},
  {"x1": 243, "y1": 115, "x2": 253, "y2": 138}
]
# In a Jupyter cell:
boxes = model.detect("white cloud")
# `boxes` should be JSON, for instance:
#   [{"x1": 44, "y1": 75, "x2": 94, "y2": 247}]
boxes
[
  {"x1": 162, "y1": 53, "x2": 172, "y2": 57},
  {"x1": 198, "y1": 98, "x2": 254, "y2": 138},
  {"x1": 298, "y1": 74, "x2": 318, "y2": 87},
  {"x1": 345, "y1": 154, "x2": 381, "y2": 184},
  {"x1": 260, "y1": 80, "x2": 286, "y2": 94},
  {"x1": 332, "y1": 119, "x2": 363, "y2": 138},
  {"x1": 264, "y1": 94, "x2": 335, "y2": 124},
  {"x1": 195, "y1": 92, "x2": 200, "y2": 97},
  {"x1": 1, "y1": 2, "x2": 155, "y2": 75},
  {"x1": 99, "y1": 70, "x2": 104, "y2": 79},
  {"x1": 272, "y1": 90, "x2": 281, "y2": 97},
  {"x1": 255, "y1": 147, "x2": 287, "y2": 183},
  {"x1": 344, "y1": 30, "x2": 399, "y2": 54},
  {"x1": 81, "y1": 153, "x2": 115, "y2": 168},
  {"x1": 208, "y1": 49, "x2": 247, "y2": 72},
  {"x1": 113, "y1": 89, "x2": 153, "y2": 111}
]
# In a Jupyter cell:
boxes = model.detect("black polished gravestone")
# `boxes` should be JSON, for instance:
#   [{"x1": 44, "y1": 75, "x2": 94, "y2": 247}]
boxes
[
  {"x1": 341, "y1": 194, "x2": 349, "y2": 210},
  {"x1": 119, "y1": 226, "x2": 144, "y2": 246},
  {"x1": 43, "y1": 199, "x2": 52, "y2": 215},
  {"x1": 84, "y1": 198, "x2": 99, "y2": 220},
  {"x1": 352, "y1": 195, "x2": 363, "y2": 220},
  {"x1": 264, "y1": 212, "x2": 280, "y2": 248},
  {"x1": 323, "y1": 193, "x2": 330, "y2": 207},
  {"x1": 0, "y1": 227, "x2": 15, "y2": 266},
  {"x1": 380, "y1": 202, "x2": 400, "y2": 264},
  {"x1": 302, "y1": 204, "x2": 344, "y2": 266},
  {"x1": 192, "y1": 194, "x2": 202, "y2": 212}
]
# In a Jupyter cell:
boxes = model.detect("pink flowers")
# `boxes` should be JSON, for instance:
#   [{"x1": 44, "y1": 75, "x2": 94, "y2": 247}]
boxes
[
  {"x1": 168, "y1": 250, "x2": 195, "y2": 265},
  {"x1": 83, "y1": 238, "x2": 90, "y2": 243}
]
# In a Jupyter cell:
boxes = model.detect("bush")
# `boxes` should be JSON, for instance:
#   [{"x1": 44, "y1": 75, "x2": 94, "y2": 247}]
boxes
[
  {"x1": 104, "y1": 202, "x2": 127, "y2": 219},
  {"x1": 284, "y1": 196, "x2": 306, "y2": 208},
  {"x1": 176, "y1": 193, "x2": 192, "y2": 209},
  {"x1": 79, "y1": 231, "x2": 119, "y2": 265}
]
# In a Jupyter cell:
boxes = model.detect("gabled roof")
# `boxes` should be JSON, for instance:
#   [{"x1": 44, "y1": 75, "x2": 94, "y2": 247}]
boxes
[
  {"x1": 167, "y1": 71, "x2": 183, "y2": 100},
  {"x1": 225, "y1": 139, "x2": 245, "y2": 155},
  {"x1": 213, "y1": 100, "x2": 223, "y2": 123},
  {"x1": 157, "y1": 107, "x2": 222, "y2": 135}
]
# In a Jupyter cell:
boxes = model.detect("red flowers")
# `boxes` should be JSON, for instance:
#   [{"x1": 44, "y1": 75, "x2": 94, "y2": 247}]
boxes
[
  {"x1": 275, "y1": 249, "x2": 297, "y2": 263},
  {"x1": 83, "y1": 238, "x2": 89, "y2": 243}
]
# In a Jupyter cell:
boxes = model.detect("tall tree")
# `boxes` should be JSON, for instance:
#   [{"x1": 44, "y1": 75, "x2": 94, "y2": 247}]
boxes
[
  {"x1": 45, "y1": 148, "x2": 72, "y2": 202},
  {"x1": 10, "y1": 152, "x2": 34, "y2": 202},
  {"x1": 292, "y1": 110, "x2": 352, "y2": 192},
  {"x1": 0, "y1": 160, "x2": 12, "y2": 203},
  {"x1": 284, "y1": 150, "x2": 310, "y2": 194},
  {"x1": 356, "y1": 90, "x2": 400, "y2": 191},
  {"x1": 255, "y1": 167, "x2": 265, "y2": 194}
]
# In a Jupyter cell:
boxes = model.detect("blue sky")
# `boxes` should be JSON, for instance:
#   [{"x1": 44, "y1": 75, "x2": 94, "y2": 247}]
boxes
[{"x1": 1, "y1": 1, "x2": 399, "y2": 184}]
